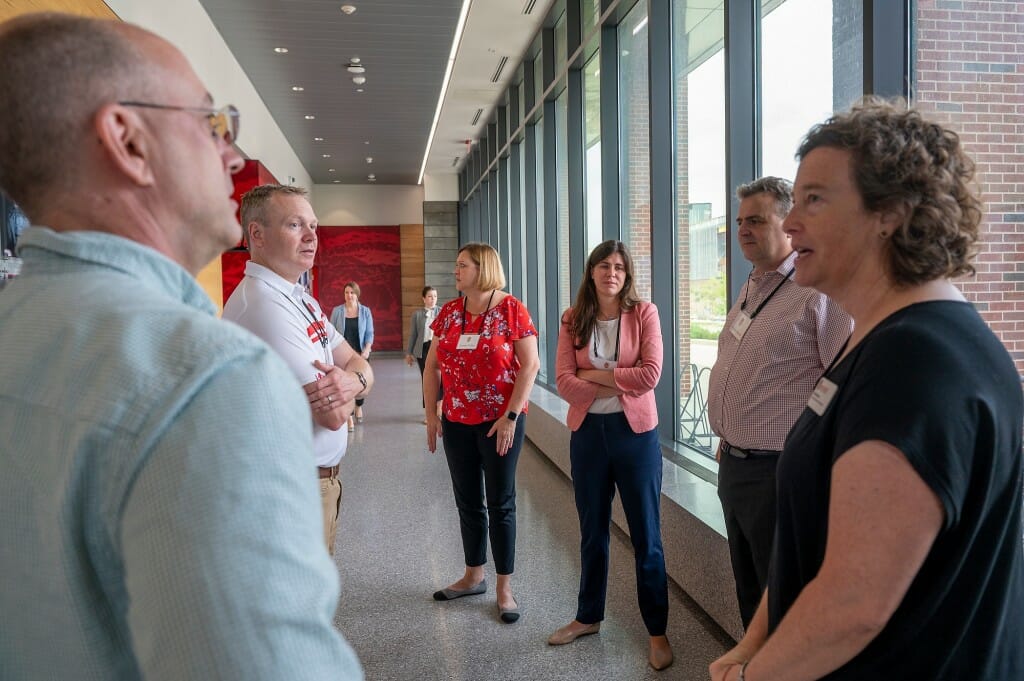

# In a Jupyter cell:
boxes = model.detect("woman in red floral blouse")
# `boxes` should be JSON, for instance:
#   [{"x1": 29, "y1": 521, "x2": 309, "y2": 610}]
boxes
[{"x1": 423, "y1": 242, "x2": 539, "y2": 624}]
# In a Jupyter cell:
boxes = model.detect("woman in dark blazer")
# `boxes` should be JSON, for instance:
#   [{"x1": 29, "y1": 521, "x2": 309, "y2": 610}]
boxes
[
  {"x1": 405, "y1": 285, "x2": 440, "y2": 419},
  {"x1": 550, "y1": 240, "x2": 672, "y2": 671}
]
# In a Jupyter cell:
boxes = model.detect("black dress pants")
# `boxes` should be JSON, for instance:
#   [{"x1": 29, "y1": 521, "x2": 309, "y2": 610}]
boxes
[
  {"x1": 717, "y1": 451, "x2": 779, "y2": 628},
  {"x1": 441, "y1": 414, "x2": 525, "y2": 575}
]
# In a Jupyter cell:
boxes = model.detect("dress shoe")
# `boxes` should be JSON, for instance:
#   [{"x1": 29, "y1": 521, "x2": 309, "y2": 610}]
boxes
[
  {"x1": 432, "y1": 579, "x2": 487, "y2": 601},
  {"x1": 498, "y1": 599, "x2": 520, "y2": 623},
  {"x1": 648, "y1": 638, "x2": 673, "y2": 671},
  {"x1": 547, "y1": 621, "x2": 600, "y2": 645}
]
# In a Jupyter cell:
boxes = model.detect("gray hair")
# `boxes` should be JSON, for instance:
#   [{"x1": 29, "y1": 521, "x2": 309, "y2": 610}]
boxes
[{"x1": 736, "y1": 176, "x2": 793, "y2": 218}]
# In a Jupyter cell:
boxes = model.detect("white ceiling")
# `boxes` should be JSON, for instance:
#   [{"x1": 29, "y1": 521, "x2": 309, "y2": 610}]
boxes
[{"x1": 197, "y1": 0, "x2": 556, "y2": 186}]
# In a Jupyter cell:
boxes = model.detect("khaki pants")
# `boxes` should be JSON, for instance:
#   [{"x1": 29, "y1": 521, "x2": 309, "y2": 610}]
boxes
[{"x1": 319, "y1": 475, "x2": 342, "y2": 555}]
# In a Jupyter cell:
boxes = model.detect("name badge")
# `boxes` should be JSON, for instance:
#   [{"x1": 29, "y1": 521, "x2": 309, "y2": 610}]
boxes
[
  {"x1": 457, "y1": 333, "x2": 481, "y2": 350},
  {"x1": 729, "y1": 312, "x2": 753, "y2": 341},
  {"x1": 807, "y1": 377, "x2": 838, "y2": 416}
]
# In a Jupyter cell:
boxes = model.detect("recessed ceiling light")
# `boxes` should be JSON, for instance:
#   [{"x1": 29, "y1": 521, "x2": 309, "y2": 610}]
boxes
[
  {"x1": 356, "y1": 88, "x2": 364, "y2": 93},
  {"x1": 365, "y1": 157, "x2": 373, "y2": 163},
  {"x1": 368, "y1": 173, "x2": 375, "y2": 179},
  {"x1": 314, "y1": 137, "x2": 324, "y2": 141},
  {"x1": 274, "y1": 47, "x2": 289, "y2": 54},
  {"x1": 364, "y1": 141, "x2": 370, "y2": 145},
  {"x1": 291, "y1": 85, "x2": 304, "y2": 92},
  {"x1": 322, "y1": 154, "x2": 331, "y2": 158},
  {"x1": 333, "y1": 180, "x2": 341, "y2": 183},
  {"x1": 352, "y1": 75, "x2": 366, "y2": 85},
  {"x1": 368, "y1": 178, "x2": 376, "y2": 182},
  {"x1": 328, "y1": 168, "x2": 336, "y2": 172},
  {"x1": 304, "y1": 115, "x2": 315, "y2": 120},
  {"x1": 340, "y1": 4, "x2": 357, "y2": 14}
]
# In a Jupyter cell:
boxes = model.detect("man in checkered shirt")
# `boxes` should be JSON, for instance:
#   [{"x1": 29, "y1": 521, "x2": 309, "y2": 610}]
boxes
[{"x1": 708, "y1": 176, "x2": 851, "y2": 628}]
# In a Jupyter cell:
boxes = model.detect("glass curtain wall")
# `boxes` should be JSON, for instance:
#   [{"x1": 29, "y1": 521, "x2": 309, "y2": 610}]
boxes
[
  {"x1": 556, "y1": 90, "x2": 571, "y2": 315},
  {"x1": 534, "y1": 115, "x2": 548, "y2": 381},
  {"x1": 673, "y1": 0, "x2": 726, "y2": 458},
  {"x1": 618, "y1": 2, "x2": 652, "y2": 300},
  {"x1": 761, "y1": 0, "x2": 863, "y2": 180},
  {"x1": 584, "y1": 51, "x2": 603, "y2": 253}
]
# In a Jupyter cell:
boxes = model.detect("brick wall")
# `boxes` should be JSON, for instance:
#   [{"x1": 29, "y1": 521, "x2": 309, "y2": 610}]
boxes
[{"x1": 914, "y1": 0, "x2": 1024, "y2": 373}]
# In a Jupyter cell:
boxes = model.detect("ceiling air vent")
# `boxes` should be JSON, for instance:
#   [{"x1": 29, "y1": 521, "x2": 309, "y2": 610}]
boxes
[
  {"x1": 522, "y1": 0, "x2": 539, "y2": 15},
  {"x1": 470, "y1": 108, "x2": 484, "y2": 125},
  {"x1": 452, "y1": 156, "x2": 460, "y2": 167},
  {"x1": 490, "y1": 56, "x2": 509, "y2": 84}
]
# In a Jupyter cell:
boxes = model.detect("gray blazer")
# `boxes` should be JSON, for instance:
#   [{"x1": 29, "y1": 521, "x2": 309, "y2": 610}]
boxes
[{"x1": 407, "y1": 306, "x2": 439, "y2": 358}]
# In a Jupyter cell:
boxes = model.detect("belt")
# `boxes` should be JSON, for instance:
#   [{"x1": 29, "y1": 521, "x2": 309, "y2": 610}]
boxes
[
  {"x1": 721, "y1": 442, "x2": 781, "y2": 459},
  {"x1": 318, "y1": 465, "x2": 339, "y2": 479}
]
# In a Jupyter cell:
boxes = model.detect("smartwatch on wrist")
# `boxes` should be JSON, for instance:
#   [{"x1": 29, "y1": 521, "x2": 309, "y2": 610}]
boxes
[{"x1": 506, "y1": 410, "x2": 518, "y2": 422}]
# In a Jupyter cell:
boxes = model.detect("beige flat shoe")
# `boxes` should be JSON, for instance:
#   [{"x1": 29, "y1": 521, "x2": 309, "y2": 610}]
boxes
[
  {"x1": 547, "y1": 621, "x2": 600, "y2": 646},
  {"x1": 648, "y1": 638, "x2": 673, "y2": 671}
]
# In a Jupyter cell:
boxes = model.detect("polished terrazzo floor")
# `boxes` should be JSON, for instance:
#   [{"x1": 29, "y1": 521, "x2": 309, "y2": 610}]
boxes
[{"x1": 334, "y1": 355, "x2": 733, "y2": 680}]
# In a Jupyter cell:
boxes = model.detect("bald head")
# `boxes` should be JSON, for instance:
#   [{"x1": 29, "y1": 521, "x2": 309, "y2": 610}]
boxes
[{"x1": 0, "y1": 13, "x2": 163, "y2": 218}]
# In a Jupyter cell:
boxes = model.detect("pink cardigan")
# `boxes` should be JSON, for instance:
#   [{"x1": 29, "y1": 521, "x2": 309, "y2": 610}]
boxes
[{"x1": 555, "y1": 301, "x2": 663, "y2": 433}]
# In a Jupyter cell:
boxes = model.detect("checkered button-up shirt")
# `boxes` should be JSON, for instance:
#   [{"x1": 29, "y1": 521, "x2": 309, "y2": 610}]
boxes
[{"x1": 708, "y1": 251, "x2": 852, "y2": 451}]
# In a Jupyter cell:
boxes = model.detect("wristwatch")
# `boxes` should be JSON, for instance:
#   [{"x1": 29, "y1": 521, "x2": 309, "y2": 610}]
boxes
[
  {"x1": 354, "y1": 371, "x2": 367, "y2": 393},
  {"x1": 506, "y1": 411, "x2": 518, "y2": 422}
]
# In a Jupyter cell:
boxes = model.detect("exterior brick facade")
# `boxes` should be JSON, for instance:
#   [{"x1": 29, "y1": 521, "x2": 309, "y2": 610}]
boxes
[{"x1": 914, "y1": 0, "x2": 1024, "y2": 373}]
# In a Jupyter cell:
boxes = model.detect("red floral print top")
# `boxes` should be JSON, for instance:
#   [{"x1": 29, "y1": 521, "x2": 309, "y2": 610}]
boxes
[{"x1": 431, "y1": 294, "x2": 537, "y2": 425}]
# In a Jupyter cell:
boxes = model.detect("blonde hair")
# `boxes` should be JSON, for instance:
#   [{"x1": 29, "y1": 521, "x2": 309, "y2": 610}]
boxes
[{"x1": 458, "y1": 242, "x2": 506, "y2": 291}]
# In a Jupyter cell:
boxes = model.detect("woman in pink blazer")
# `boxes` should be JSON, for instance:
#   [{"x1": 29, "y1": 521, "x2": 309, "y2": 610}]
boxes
[{"x1": 547, "y1": 240, "x2": 672, "y2": 671}]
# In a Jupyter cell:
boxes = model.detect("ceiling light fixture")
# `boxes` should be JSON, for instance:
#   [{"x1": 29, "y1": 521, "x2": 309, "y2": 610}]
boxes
[
  {"x1": 418, "y1": 0, "x2": 472, "y2": 184},
  {"x1": 364, "y1": 141, "x2": 370, "y2": 145},
  {"x1": 273, "y1": 47, "x2": 289, "y2": 53},
  {"x1": 291, "y1": 85, "x2": 304, "y2": 92},
  {"x1": 322, "y1": 154, "x2": 331, "y2": 158},
  {"x1": 352, "y1": 75, "x2": 366, "y2": 85},
  {"x1": 356, "y1": 88, "x2": 364, "y2": 93},
  {"x1": 314, "y1": 137, "x2": 324, "y2": 141},
  {"x1": 305, "y1": 115, "x2": 315, "y2": 120},
  {"x1": 365, "y1": 157, "x2": 373, "y2": 163},
  {"x1": 329, "y1": 168, "x2": 336, "y2": 172},
  {"x1": 340, "y1": 4, "x2": 357, "y2": 14},
  {"x1": 333, "y1": 180, "x2": 341, "y2": 183},
  {"x1": 346, "y1": 58, "x2": 365, "y2": 74},
  {"x1": 368, "y1": 173, "x2": 375, "y2": 179}
]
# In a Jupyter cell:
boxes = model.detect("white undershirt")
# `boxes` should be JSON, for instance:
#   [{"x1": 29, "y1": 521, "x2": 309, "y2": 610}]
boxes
[{"x1": 587, "y1": 318, "x2": 623, "y2": 414}]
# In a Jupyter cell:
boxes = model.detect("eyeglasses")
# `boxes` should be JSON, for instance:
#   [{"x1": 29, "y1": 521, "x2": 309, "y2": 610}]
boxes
[{"x1": 118, "y1": 101, "x2": 240, "y2": 144}]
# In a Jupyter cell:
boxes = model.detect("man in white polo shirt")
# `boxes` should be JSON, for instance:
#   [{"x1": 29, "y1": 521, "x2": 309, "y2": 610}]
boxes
[{"x1": 223, "y1": 184, "x2": 373, "y2": 555}]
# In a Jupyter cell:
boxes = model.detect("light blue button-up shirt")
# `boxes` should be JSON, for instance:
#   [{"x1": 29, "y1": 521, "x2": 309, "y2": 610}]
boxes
[{"x1": 0, "y1": 228, "x2": 362, "y2": 680}]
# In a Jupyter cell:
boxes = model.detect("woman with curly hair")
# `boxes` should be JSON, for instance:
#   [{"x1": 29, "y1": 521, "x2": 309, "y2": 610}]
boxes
[{"x1": 710, "y1": 99, "x2": 1023, "y2": 680}]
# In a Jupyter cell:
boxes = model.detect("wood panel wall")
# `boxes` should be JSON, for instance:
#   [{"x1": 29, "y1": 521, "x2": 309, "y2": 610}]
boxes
[{"x1": 400, "y1": 223, "x2": 424, "y2": 355}]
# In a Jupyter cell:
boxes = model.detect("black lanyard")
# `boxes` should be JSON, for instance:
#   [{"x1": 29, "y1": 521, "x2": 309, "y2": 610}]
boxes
[
  {"x1": 592, "y1": 316, "x2": 621, "y2": 362},
  {"x1": 461, "y1": 290, "x2": 496, "y2": 335},
  {"x1": 741, "y1": 266, "x2": 795, "y2": 319}
]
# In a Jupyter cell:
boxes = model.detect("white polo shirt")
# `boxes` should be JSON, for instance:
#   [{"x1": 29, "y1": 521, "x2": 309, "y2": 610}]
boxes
[{"x1": 223, "y1": 261, "x2": 348, "y2": 467}]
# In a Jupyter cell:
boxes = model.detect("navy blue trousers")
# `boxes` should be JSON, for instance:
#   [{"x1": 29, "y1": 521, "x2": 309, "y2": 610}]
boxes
[
  {"x1": 570, "y1": 412, "x2": 668, "y2": 635},
  {"x1": 441, "y1": 414, "x2": 525, "y2": 575}
]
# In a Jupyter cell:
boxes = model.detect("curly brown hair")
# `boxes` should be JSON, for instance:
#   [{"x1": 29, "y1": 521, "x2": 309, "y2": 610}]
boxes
[{"x1": 797, "y1": 97, "x2": 982, "y2": 286}]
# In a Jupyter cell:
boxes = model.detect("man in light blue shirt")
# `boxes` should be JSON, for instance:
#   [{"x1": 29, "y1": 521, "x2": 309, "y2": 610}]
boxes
[{"x1": 0, "y1": 13, "x2": 362, "y2": 680}]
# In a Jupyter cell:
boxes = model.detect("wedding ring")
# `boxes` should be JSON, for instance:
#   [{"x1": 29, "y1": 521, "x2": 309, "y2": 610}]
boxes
[{"x1": 327, "y1": 395, "x2": 333, "y2": 404}]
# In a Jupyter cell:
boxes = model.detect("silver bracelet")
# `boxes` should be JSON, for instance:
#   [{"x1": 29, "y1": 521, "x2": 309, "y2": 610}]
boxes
[{"x1": 737, "y1": 660, "x2": 750, "y2": 681}]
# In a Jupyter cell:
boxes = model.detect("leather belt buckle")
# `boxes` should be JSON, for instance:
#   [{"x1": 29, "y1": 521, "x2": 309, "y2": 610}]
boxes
[{"x1": 723, "y1": 442, "x2": 749, "y2": 459}]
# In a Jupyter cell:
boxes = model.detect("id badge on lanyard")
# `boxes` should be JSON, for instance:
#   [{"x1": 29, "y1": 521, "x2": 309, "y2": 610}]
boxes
[
  {"x1": 457, "y1": 334, "x2": 481, "y2": 350},
  {"x1": 729, "y1": 312, "x2": 753, "y2": 341}
]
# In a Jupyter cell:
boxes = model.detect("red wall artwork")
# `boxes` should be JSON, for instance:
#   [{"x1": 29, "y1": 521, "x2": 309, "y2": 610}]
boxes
[{"x1": 315, "y1": 226, "x2": 402, "y2": 351}]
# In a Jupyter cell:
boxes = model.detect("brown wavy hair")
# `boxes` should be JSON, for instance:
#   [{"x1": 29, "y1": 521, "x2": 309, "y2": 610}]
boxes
[
  {"x1": 566, "y1": 240, "x2": 641, "y2": 350},
  {"x1": 797, "y1": 97, "x2": 981, "y2": 287}
]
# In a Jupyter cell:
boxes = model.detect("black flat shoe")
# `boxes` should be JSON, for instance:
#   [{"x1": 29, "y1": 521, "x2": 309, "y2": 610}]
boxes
[
  {"x1": 432, "y1": 580, "x2": 487, "y2": 601},
  {"x1": 498, "y1": 598, "x2": 520, "y2": 623}
]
